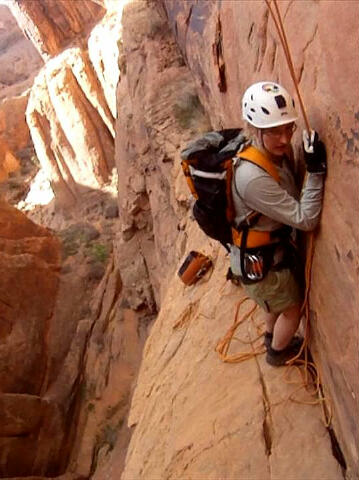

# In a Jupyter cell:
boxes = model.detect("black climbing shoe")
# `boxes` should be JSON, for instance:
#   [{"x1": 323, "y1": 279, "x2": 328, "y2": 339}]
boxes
[{"x1": 266, "y1": 337, "x2": 304, "y2": 366}]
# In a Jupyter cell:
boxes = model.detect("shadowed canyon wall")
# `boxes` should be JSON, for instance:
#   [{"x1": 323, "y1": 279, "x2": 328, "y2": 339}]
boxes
[
  {"x1": 0, "y1": 0, "x2": 357, "y2": 478},
  {"x1": 0, "y1": 201, "x2": 62, "y2": 476}
]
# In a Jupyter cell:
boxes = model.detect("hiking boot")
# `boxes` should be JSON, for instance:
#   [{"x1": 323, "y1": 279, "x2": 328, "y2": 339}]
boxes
[{"x1": 266, "y1": 337, "x2": 304, "y2": 366}]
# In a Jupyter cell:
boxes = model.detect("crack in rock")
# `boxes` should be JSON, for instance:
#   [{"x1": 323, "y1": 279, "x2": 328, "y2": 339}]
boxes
[{"x1": 253, "y1": 354, "x2": 273, "y2": 477}]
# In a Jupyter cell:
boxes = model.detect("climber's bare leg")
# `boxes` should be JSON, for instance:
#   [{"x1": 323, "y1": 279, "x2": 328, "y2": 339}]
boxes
[
  {"x1": 271, "y1": 304, "x2": 301, "y2": 350},
  {"x1": 262, "y1": 311, "x2": 278, "y2": 334}
]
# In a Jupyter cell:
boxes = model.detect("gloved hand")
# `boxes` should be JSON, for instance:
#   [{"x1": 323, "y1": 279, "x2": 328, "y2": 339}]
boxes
[{"x1": 302, "y1": 130, "x2": 327, "y2": 174}]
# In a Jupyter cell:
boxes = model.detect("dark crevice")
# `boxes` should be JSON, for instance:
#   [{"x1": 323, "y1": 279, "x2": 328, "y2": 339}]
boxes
[
  {"x1": 303, "y1": 25, "x2": 319, "y2": 55},
  {"x1": 318, "y1": 385, "x2": 347, "y2": 476},
  {"x1": 253, "y1": 353, "x2": 273, "y2": 472},
  {"x1": 252, "y1": 353, "x2": 273, "y2": 459},
  {"x1": 185, "y1": 5, "x2": 193, "y2": 27},
  {"x1": 182, "y1": 4, "x2": 193, "y2": 66},
  {"x1": 298, "y1": 62, "x2": 305, "y2": 85},
  {"x1": 327, "y1": 425, "x2": 347, "y2": 475},
  {"x1": 270, "y1": 41, "x2": 277, "y2": 72},
  {"x1": 248, "y1": 22, "x2": 255, "y2": 44},
  {"x1": 212, "y1": 14, "x2": 226, "y2": 92},
  {"x1": 258, "y1": 372, "x2": 272, "y2": 456},
  {"x1": 257, "y1": 9, "x2": 269, "y2": 72},
  {"x1": 262, "y1": 410, "x2": 272, "y2": 455}
]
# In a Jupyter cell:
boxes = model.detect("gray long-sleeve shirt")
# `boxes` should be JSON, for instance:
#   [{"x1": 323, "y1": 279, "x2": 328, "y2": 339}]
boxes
[{"x1": 232, "y1": 155, "x2": 324, "y2": 233}]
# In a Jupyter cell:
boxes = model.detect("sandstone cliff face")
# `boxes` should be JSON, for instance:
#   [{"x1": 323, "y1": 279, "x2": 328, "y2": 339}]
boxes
[
  {"x1": 122, "y1": 243, "x2": 343, "y2": 480},
  {"x1": 7, "y1": 0, "x2": 105, "y2": 60},
  {"x1": 154, "y1": 1, "x2": 358, "y2": 476},
  {"x1": 26, "y1": 48, "x2": 115, "y2": 208},
  {"x1": 0, "y1": 201, "x2": 61, "y2": 475},
  {"x1": 0, "y1": 95, "x2": 31, "y2": 153},
  {"x1": 79, "y1": 0, "x2": 355, "y2": 477},
  {"x1": 1, "y1": 0, "x2": 357, "y2": 478},
  {"x1": 59, "y1": 3, "x2": 210, "y2": 476},
  {"x1": 114, "y1": 0, "x2": 210, "y2": 304},
  {"x1": 20, "y1": 0, "x2": 116, "y2": 209}
]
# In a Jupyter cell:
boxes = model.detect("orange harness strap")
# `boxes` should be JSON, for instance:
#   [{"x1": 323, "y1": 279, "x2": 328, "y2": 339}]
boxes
[
  {"x1": 232, "y1": 146, "x2": 280, "y2": 248},
  {"x1": 236, "y1": 146, "x2": 280, "y2": 183}
]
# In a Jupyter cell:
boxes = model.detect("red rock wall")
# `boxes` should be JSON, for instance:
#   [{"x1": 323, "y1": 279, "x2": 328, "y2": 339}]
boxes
[
  {"x1": 114, "y1": 0, "x2": 210, "y2": 304},
  {"x1": 161, "y1": 0, "x2": 359, "y2": 476},
  {"x1": 0, "y1": 136, "x2": 19, "y2": 182},
  {"x1": 0, "y1": 96, "x2": 31, "y2": 154},
  {"x1": 0, "y1": 201, "x2": 62, "y2": 475},
  {"x1": 7, "y1": 0, "x2": 105, "y2": 59}
]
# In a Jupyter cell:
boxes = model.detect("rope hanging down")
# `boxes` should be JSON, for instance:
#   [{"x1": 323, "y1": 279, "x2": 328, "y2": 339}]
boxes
[{"x1": 264, "y1": 0, "x2": 311, "y2": 132}]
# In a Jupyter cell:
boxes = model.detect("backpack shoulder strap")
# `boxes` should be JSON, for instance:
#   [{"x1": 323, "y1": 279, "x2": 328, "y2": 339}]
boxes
[{"x1": 237, "y1": 146, "x2": 280, "y2": 183}]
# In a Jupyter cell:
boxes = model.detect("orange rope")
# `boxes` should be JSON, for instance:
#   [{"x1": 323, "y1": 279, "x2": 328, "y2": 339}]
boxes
[
  {"x1": 265, "y1": 0, "x2": 311, "y2": 132},
  {"x1": 215, "y1": 297, "x2": 265, "y2": 363}
]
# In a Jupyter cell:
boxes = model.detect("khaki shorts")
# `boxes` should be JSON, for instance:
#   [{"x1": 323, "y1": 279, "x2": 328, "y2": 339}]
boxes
[{"x1": 243, "y1": 268, "x2": 302, "y2": 314}]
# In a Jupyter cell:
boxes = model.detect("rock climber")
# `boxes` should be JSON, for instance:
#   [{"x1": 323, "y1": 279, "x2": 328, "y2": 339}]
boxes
[{"x1": 230, "y1": 81, "x2": 327, "y2": 366}]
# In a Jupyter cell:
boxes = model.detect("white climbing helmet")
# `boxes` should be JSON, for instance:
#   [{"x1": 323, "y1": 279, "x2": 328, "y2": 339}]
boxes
[{"x1": 242, "y1": 81, "x2": 298, "y2": 128}]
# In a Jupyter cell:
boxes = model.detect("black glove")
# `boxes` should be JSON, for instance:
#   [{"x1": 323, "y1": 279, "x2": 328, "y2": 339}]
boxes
[{"x1": 302, "y1": 130, "x2": 327, "y2": 174}]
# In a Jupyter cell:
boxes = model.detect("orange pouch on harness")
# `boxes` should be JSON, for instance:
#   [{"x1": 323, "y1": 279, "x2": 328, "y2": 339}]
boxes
[{"x1": 232, "y1": 228, "x2": 275, "y2": 249}]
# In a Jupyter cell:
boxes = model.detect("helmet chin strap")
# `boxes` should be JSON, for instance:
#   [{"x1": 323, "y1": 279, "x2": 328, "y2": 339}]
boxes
[{"x1": 258, "y1": 129, "x2": 264, "y2": 148}]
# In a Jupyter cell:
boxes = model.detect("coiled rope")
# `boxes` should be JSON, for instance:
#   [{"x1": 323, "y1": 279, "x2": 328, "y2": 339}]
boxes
[{"x1": 216, "y1": 0, "x2": 331, "y2": 427}]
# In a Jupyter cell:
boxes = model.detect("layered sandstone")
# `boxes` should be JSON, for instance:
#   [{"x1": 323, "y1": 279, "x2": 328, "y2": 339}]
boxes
[
  {"x1": 115, "y1": 0, "x2": 210, "y2": 303},
  {"x1": 26, "y1": 47, "x2": 115, "y2": 208},
  {"x1": 7, "y1": 0, "x2": 105, "y2": 59},
  {"x1": 60, "y1": 3, "x2": 210, "y2": 475},
  {"x1": 17, "y1": 0, "x2": 119, "y2": 210}
]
